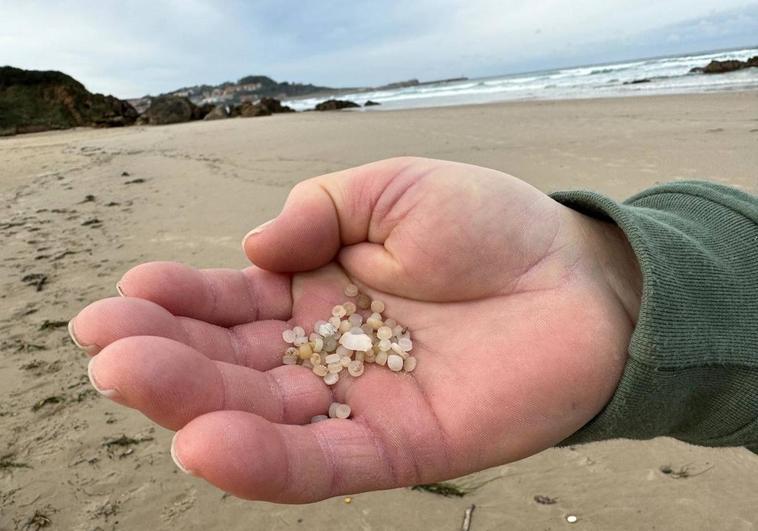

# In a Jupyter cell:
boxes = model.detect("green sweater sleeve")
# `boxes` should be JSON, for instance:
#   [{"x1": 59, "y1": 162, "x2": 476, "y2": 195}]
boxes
[{"x1": 550, "y1": 181, "x2": 758, "y2": 452}]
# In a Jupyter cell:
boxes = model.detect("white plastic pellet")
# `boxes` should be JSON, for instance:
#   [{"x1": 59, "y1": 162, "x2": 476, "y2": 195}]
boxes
[
  {"x1": 387, "y1": 354, "x2": 404, "y2": 372},
  {"x1": 398, "y1": 337, "x2": 413, "y2": 351},
  {"x1": 375, "y1": 351, "x2": 388, "y2": 366},
  {"x1": 335, "y1": 404, "x2": 351, "y2": 419},
  {"x1": 293, "y1": 326, "x2": 305, "y2": 337},
  {"x1": 403, "y1": 356, "x2": 417, "y2": 372},
  {"x1": 377, "y1": 326, "x2": 392, "y2": 340},
  {"x1": 324, "y1": 353, "x2": 341, "y2": 365},
  {"x1": 339, "y1": 332, "x2": 373, "y2": 352},
  {"x1": 312, "y1": 364, "x2": 328, "y2": 377},
  {"x1": 311, "y1": 415, "x2": 329, "y2": 423},
  {"x1": 343, "y1": 301, "x2": 357, "y2": 314},
  {"x1": 332, "y1": 305, "x2": 347, "y2": 318},
  {"x1": 370, "y1": 300, "x2": 385, "y2": 313},
  {"x1": 328, "y1": 402, "x2": 340, "y2": 418},
  {"x1": 282, "y1": 329, "x2": 296, "y2": 343},
  {"x1": 324, "y1": 372, "x2": 339, "y2": 385}
]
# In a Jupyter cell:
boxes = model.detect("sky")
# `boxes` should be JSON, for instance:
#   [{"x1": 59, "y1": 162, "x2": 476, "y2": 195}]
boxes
[{"x1": 1, "y1": 0, "x2": 757, "y2": 98}]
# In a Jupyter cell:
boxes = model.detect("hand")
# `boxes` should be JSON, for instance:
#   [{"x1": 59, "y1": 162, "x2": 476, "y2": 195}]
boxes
[{"x1": 69, "y1": 157, "x2": 641, "y2": 503}]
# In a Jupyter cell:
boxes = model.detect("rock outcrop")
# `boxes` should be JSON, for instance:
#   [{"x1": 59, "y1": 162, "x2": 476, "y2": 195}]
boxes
[
  {"x1": 364, "y1": 100, "x2": 381, "y2": 106},
  {"x1": 0, "y1": 66, "x2": 138, "y2": 135},
  {"x1": 314, "y1": 99, "x2": 360, "y2": 111},
  {"x1": 137, "y1": 96, "x2": 197, "y2": 125},
  {"x1": 690, "y1": 56, "x2": 758, "y2": 74}
]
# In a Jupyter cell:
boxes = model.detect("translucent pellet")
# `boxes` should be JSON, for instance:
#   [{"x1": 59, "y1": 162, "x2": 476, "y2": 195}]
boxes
[
  {"x1": 340, "y1": 356, "x2": 351, "y2": 367},
  {"x1": 282, "y1": 329, "x2": 296, "y2": 343},
  {"x1": 384, "y1": 318, "x2": 397, "y2": 328},
  {"x1": 387, "y1": 354, "x2": 404, "y2": 372},
  {"x1": 335, "y1": 404, "x2": 351, "y2": 419},
  {"x1": 311, "y1": 337, "x2": 324, "y2": 353},
  {"x1": 366, "y1": 315, "x2": 383, "y2": 330},
  {"x1": 390, "y1": 343, "x2": 404, "y2": 356},
  {"x1": 344, "y1": 284, "x2": 359, "y2": 297},
  {"x1": 324, "y1": 372, "x2": 339, "y2": 385},
  {"x1": 370, "y1": 300, "x2": 385, "y2": 313},
  {"x1": 332, "y1": 305, "x2": 347, "y2": 318},
  {"x1": 336, "y1": 345, "x2": 352, "y2": 357},
  {"x1": 403, "y1": 356, "x2": 417, "y2": 372},
  {"x1": 328, "y1": 363, "x2": 342, "y2": 374},
  {"x1": 302, "y1": 359, "x2": 313, "y2": 369},
  {"x1": 348, "y1": 360, "x2": 364, "y2": 377},
  {"x1": 375, "y1": 351, "x2": 388, "y2": 366},
  {"x1": 311, "y1": 414, "x2": 329, "y2": 423},
  {"x1": 313, "y1": 364, "x2": 328, "y2": 377},
  {"x1": 361, "y1": 323, "x2": 373, "y2": 334},
  {"x1": 324, "y1": 336, "x2": 338, "y2": 353},
  {"x1": 310, "y1": 353, "x2": 322, "y2": 366},
  {"x1": 293, "y1": 326, "x2": 305, "y2": 337},
  {"x1": 398, "y1": 337, "x2": 413, "y2": 351},
  {"x1": 324, "y1": 353, "x2": 341, "y2": 365},
  {"x1": 377, "y1": 326, "x2": 392, "y2": 340},
  {"x1": 343, "y1": 301, "x2": 357, "y2": 315},
  {"x1": 328, "y1": 402, "x2": 339, "y2": 418},
  {"x1": 328, "y1": 316, "x2": 341, "y2": 328},
  {"x1": 378, "y1": 339, "x2": 391, "y2": 351},
  {"x1": 392, "y1": 325, "x2": 403, "y2": 337},
  {"x1": 293, "y1": 336, "x2": 308, "y2": 347},
  {"x1": 348, "y1": 314, "x2": 363, "y2": 327},
  {"x1": 357, "y1": 294, "x2": 371, "y2": 309},
  {"x1": 354, "y1": 351, "x2": 365, "y2": 362},
  {"x1": 319, "y1": 322, "x2": 338, "y2": 337},
  {"x1": 339, "y1": 320, "x2": 351, "y2": 333},
  {"x1": 282, "y1": 354, "x2": 298, "y2": 365}
]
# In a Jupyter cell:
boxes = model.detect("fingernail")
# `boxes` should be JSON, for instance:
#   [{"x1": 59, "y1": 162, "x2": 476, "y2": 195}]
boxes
[
  {"x1": 243, "y1": 218, "x2": 276, "y2": 242},
  {"x1": 87, "y1": 357, "x2": 120, "y2": 399},
  {"x1": 68, "y1": 319, "x2": 100, "y2": 355},
  {"x1": 116, "y1": 282, "x2": 126, "y2": 296},
  {"x1": 171, "y1": 432, "x2": 195, "y2": 475}
]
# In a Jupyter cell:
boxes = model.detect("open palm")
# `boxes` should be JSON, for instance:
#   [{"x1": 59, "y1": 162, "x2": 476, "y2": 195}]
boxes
[{"x1": 70, "y1": 157, "x2": 640, "y2": 502}]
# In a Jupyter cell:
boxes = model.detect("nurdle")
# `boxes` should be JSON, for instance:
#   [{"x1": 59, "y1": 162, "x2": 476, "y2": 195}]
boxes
[{"x1": 280, "y1": 283, "x2": 417, "y2": 421}]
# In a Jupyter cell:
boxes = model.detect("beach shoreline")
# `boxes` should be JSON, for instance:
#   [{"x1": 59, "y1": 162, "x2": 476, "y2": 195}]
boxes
[{"x1": 1, "y1": 90, "x2": 757, "y2": 530}]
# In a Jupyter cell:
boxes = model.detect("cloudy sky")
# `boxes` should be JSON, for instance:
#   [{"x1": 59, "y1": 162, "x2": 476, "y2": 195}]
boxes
[{"x1": 1, "y1": 0, "x2": 756, "y2": 97}]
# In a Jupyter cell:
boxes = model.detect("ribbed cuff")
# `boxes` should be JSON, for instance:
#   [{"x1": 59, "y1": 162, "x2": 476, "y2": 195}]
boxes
[{"x1": 550, "y1": 182, "x2": 758, "y2": 451}]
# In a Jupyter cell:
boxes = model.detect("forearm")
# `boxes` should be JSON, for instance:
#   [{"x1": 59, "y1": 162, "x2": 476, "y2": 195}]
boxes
[{"x1": 552, "y1": 181, "x2": 758, "y2": 452}]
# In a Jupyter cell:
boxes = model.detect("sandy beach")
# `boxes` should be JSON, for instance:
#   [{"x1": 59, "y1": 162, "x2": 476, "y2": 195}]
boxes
[{"x1": 1, "y1": 91, "x2": 757, "y2": 530}]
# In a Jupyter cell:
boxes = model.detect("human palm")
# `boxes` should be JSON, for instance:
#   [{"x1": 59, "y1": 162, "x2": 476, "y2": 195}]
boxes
[{"x1": 70, "y1": 157, "x2": 640, "y2": 502}]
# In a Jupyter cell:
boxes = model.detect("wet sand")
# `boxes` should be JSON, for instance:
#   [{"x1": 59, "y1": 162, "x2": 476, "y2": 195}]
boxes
[{"x1": 1, "y1": 90, "x2": 757, "y2": 530}]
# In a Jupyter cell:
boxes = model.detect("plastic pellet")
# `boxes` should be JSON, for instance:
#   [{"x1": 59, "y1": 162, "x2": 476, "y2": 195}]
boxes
[
  {"x1": 387, "y1": 354, "x2": 404, "y2": 372},
  {"x1": 335, "y1": 404, "x2": 351, "y2": 419},
  {"x1": 312, "y1": 364, "x2": 328, "y2": 377},
  {"x1": 311, "y1": 414, "x2": 329, "y2": 423},
  {"x1": 298, "y1": 343, "x2": 313, "y2": 359},
  {"x1": 282, "y1": 329, "x2": 296, "y2": 343},
  {"x1": 375, "y1": 351, "x2": 388, "y2": 366},
  {"x1": 403, "y1": 356, "x2": 417, "y2": 372},
  {"x1": 348, "y1": 314, "x2": 363, "y2": 327},
  {"x1": 343, "y1": 301, "x2": 357, "y2": 314},
  {"x1": 348, "y1": 360, "x2": 364, "y2": 377},
  {"x1": 324, "y1": 353, "x2": 341, "y2": 365},
  {"x1": 332, "y1": 305, "x2": 347, "y2": 318},
  {"x1": 327, "y1": 363, "x2": 342, "y2": 374},
  {"x1": 328, "y1": 402, "x2": 339, "y2": 418},
  {"x1": 344, "y1": 284, "x2": 359, "y2": 297},
  {"x1": 293, "y1": 326, "x2": 305, "y2": 337},
  {"x1": 357, "y1": 294, "x2": 371, "y2": 309},
  {"x1": 324, "y1": 372, "x2": 339, "y2": 385},
  {"x1": 377, "y1": 326, "x2": 392, "y2": 340},
  {"x1": 370, "y1": 300, "x2": 385, "y2": 313},
  {"x1": 310, "y1": 353, "x2": 322, "y2": 366},
  {"x1": 398, "y1": 337, "x2": 413, "y2": 351}
]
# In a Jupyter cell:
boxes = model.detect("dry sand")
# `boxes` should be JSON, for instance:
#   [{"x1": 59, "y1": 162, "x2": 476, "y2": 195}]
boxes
[{"x1": 1, "y1": 91, "x2": 757, "y2": 531}]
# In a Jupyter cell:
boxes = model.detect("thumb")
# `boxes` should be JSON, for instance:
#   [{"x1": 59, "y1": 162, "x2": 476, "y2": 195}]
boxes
[{"x1": 242, "y1": 157, "x2": 426, "y2": 274}]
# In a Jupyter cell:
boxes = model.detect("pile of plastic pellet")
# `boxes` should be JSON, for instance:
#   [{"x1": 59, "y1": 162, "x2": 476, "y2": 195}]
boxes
[{"x1": 281, "y1": 283, "x2": 416, "y2": 390}]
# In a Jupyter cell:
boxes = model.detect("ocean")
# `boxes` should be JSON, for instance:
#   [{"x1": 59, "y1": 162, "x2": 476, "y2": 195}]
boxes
[{"x1": 283, "y1": 47, "x2": 758, "y2": 111}]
